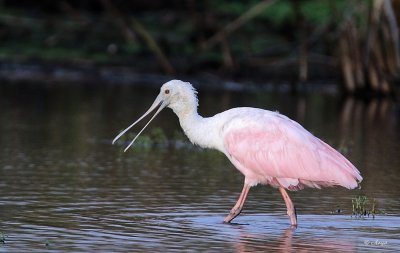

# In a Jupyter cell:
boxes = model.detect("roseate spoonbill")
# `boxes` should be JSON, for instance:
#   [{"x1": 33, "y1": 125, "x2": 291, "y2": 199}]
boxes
[{"x1": 113, "y1": 80, "x2": 363, "y2": 227}]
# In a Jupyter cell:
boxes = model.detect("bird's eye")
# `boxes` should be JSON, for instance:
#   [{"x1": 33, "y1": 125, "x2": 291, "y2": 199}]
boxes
[{"x1": 165, "y1": 89, "x2": 170, "y2": 94}]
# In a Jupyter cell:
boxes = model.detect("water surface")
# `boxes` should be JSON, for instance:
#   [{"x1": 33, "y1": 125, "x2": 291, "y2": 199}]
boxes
[{"x1": 1, "y1": 82, "x2": 399, "y2": 252}]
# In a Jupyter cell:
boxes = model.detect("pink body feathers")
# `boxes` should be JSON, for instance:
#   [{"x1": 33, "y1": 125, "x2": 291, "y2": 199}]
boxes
[{"x1": 221, "y1": 108, "x2": 362, "y2": 190}]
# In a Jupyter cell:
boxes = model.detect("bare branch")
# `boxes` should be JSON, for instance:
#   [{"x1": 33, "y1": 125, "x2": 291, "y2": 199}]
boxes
[
  {"x1": 101, "y1": 0, "x2": 174, "y2": 75},
  {"x1": 202, "y1": 0, "x2": 277, "y2": 50}
]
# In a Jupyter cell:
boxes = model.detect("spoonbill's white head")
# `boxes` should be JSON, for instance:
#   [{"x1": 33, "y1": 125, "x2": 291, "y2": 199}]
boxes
[{"x1": 112, "y1": 80, "x2": 198, "y2": 151}]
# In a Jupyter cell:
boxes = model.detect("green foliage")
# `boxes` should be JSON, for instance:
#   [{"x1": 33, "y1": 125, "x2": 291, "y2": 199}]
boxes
[
  {"x1": 261, "y1": 1, "x2": 293, "y2": 25},
  {"x1": 0, "y1": 231, "x2": 5, "y2": 244},
  {"x1": 113, "y1": 127, "x2": 198, "y2": 151},
  {"x1": 149, "y1": 127, "x2": 168, "y2": 144},
  {"x1": 208, "y1": 0, "x2": 295, "y2": 25},
  {"x1": 301, "y1": 1, "x2": 333, "y2": 24},
  {"x1": 351, "y1": 195, "x2": 382, "y2": 219},
  {"x1": 0, "y1": 0, "x2": 383, "y2": 84},
  {"x1": 116, "y1": 127, "x2": 168, "y2": 150},
  {"x1": 133, "y1": 134, "x2": 153, "y2": 150},
  {"x1": 173, "y1": 130, "x2": 187, "y2": 141},
  {"x1": 209, "y1": 1, "x2": 255, "y2": 16},
  {"x1": 337, "y1": 145, "x2": 349, "y2": 155}
]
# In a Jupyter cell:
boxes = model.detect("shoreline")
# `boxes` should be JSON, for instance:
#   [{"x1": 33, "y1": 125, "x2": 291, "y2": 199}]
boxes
[{"x1": 0, "y1": 58, "x2": 340, "y2": 94}]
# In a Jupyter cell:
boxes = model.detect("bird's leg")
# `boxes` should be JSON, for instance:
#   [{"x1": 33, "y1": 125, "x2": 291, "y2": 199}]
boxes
[
  {"x1": 223, "y1": 183, "x2": 251, "y2": 223},
  {"x1": 279, "y1": 187, "x2": 297, "y2": 227}
]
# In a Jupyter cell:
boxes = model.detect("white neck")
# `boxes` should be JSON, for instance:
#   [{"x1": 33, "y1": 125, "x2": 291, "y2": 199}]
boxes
[
  {"x1": 169, "y1": 102, "x2": 222, "y2": 151},
  {"x1": 179, "y1": 113, "x2": 222, "y2": 150},
  {"x1": 166, "y1": 87, "x2": 225, "y2": 151}
]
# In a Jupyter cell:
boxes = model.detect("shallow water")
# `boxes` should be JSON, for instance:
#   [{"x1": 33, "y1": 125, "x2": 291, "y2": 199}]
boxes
[{"x1": 1, "y1": 82, "x2": 400, "y2": 252}]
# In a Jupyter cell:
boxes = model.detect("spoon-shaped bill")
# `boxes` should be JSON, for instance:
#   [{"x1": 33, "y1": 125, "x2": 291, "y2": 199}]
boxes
[
  {"x1": 112, "y1": 95, "x2": 167, "y2": 151},
  {"x1": 122, "y1": 101, "x2": 167, "y2": 152}
]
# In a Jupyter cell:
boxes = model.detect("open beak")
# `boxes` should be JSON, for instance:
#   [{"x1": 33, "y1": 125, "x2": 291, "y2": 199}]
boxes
[{"x1": 112, "y1": 94, "x2": 167, "y2": 152}]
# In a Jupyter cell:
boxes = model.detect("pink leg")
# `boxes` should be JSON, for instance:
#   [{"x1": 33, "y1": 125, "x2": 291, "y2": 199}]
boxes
[
  {"x1": 279, "y1": 187, "x2": 298, "y2": 227},
  {"x1": 223, "y1": 183, "x2": 251, "y2": 223}
]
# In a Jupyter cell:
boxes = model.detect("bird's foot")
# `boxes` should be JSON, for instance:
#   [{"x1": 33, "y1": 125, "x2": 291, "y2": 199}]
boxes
[
  {"x1": 223, "y1": 214, "x2": 235, "y2": 223},
  {"x1": 223, "y1": 208, "x2": 242, "y2": 223}
]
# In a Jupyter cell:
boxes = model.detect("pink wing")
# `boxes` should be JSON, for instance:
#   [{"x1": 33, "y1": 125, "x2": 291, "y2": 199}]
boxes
[{"x1": 222, "y1": 110, "x2": 362, "y2": 190}]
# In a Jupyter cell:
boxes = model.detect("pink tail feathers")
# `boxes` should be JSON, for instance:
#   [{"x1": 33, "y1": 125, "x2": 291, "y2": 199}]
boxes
[
  {"x1": 320, "y1": 141, "x2": 363, "y2": 189},
  {"x1": 339, "y1": 161, "x2": 363, "y2": 189},
  {"x1": 336, "y1": 163, "x2": 362, "y2": 189},
  {"x1": 293, "y1": 140, "x2": 363, "y2": 190}
]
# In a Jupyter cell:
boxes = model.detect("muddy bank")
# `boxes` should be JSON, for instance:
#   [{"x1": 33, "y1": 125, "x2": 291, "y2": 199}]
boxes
[{"x1": 0, "y1": 58, "x2": 340, "y2": 94}]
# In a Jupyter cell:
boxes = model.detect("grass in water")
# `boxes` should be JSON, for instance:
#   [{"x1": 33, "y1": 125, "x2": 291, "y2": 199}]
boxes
[
  {"x1": 116, "y1": 127, "x2": 169, "y2": 150},
  {"x1": 0, "y1": 231, "x2": 5, "y2": 244},
  {"x1": 351, "y1": 195, "x2": 382, "y2": 219}
]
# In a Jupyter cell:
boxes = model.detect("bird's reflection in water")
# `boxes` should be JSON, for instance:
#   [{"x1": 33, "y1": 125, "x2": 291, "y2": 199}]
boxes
[{"x1": 231, "y1": 227, "x2": 355, "y2": 253}]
